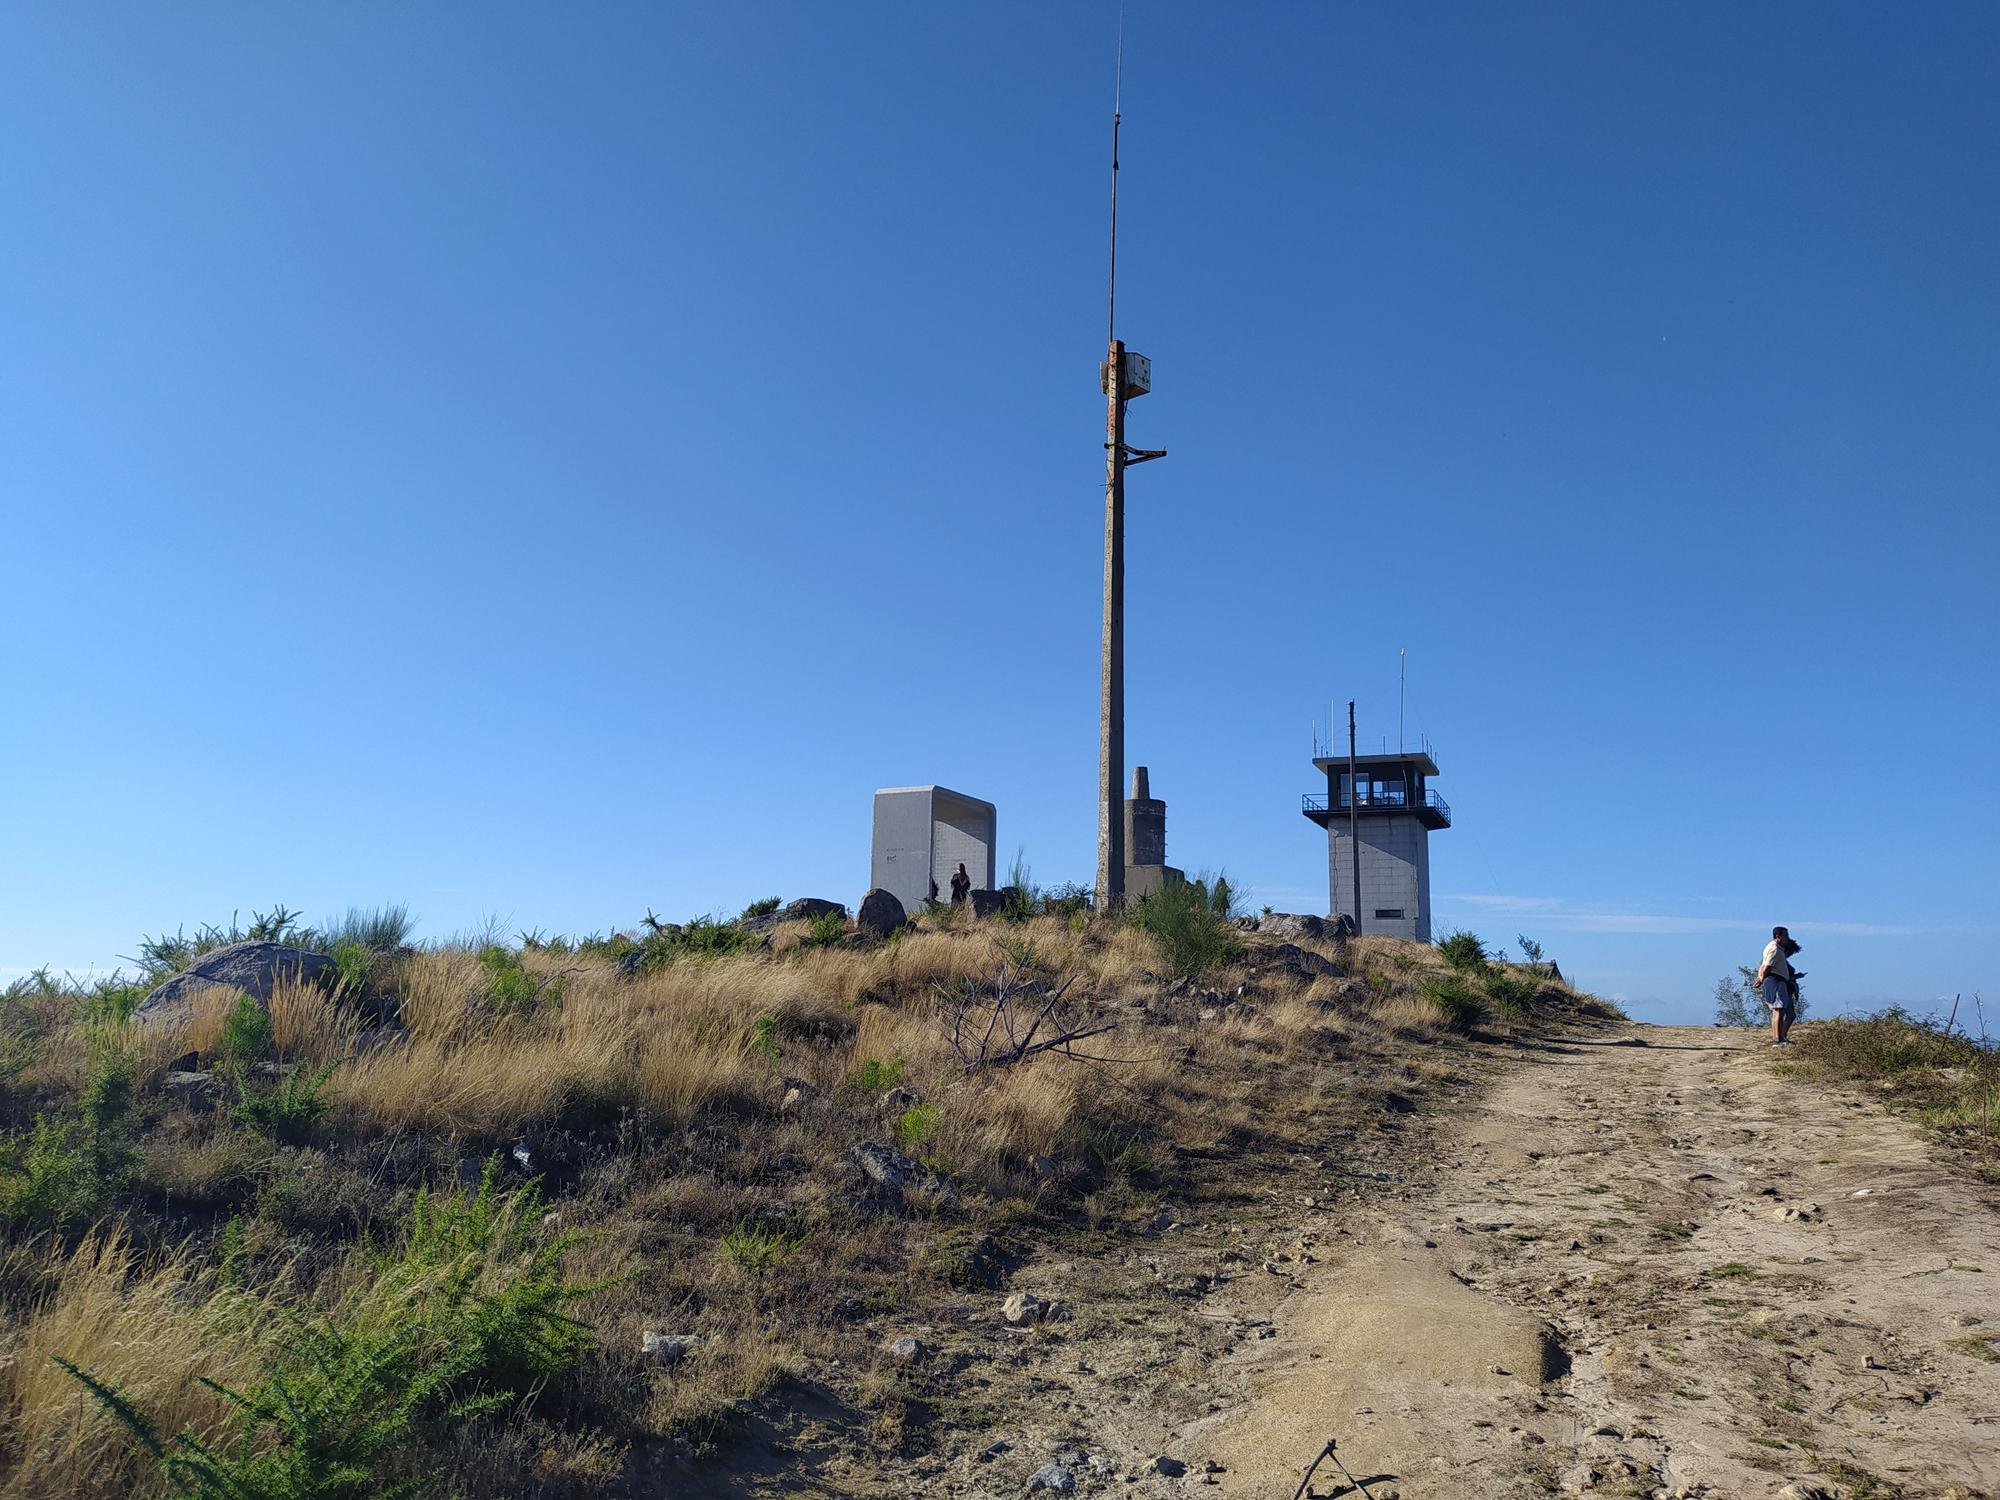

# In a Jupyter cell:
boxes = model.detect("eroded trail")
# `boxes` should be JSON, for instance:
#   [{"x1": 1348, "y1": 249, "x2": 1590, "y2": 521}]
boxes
[{"x1": 1194, "y1": 1028, "x2": 2000, "y2": 1498}]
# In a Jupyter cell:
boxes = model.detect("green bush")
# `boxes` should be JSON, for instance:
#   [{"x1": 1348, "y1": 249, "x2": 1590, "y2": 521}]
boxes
[
  {"x1": 737, "y1": 897, "x2": 782, "y2": 922},
  {"x1": 1, "y1": 1116, "x2": 111, "y2": 1232},
  {"x1": 894, "y1": 1102, "x2": 941, "y2": 1156},
  {"x1": 59, "y1": 1317, "x2": 495, "y2": 1500},
  {"x1": 0, "y1": 1054, "x2": 136, "y2": 1232},
  {"x1": 233, "y1": 1062, "x2": 341, "y2": 1145},
  {"x1": 217, "y1": 994, "x2": 275, "y2": 1066},
  {"x1": 1001, "y1": 850, "x2": 1039, "y2": 923},
  {"x1": 477, "y1": 946, "x2": 564, "y2": 1014},
  {"x1": 1422, "y1": 974, "x2": 1486, "y2": 1033},
  {"x1": 316, "y1": 905, "x2": 415, "y2": 954},
  {"x1": 801, "y1": 910, "x2": 846, "y2": 949},
  {"x1": 1435, "y1": 930, "x2": 1489, "y2": 972},
  {"x1": 1128, "y1": 874, "x2": 1241, "y2": 981},
  {"x1": 1483, "y1": 969, "x2": 1540, "y2": 1016},
  {"x1": 357, "y1": 1163, "x2": 613, "y2": 1401},
  {"x1": 1041, "y1": 881, "x2": 1093, "y2": 920},
  {"x1": 330, "y1": 941, "x2": 373, "y2": 996},
  {"x1": 721, "y1": 1220, "x2": 808, "y2": 1274},
  {"x1": 626, "y1": 911, "x2": 759, "y2": 969},
  {"x1": 849, "y1": 1055, "x2": 904, "y2": 1091}
]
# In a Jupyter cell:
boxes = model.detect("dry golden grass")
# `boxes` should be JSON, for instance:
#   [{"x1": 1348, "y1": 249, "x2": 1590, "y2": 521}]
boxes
[
  {"x1": 0, "y1": 1231, "x2": 266, "y2": 1500},
  {"x1": 0, "y1": 906, "x2": 1621, "y2": 1498},
  {"x1": 267, "y1": 976, "x2": 359, "y2": 1065}
]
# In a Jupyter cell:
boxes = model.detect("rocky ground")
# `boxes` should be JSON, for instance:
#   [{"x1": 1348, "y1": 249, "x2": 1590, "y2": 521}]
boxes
[{"x1": 702, "y1": 1023, "x2": 1999, "y2": 1499}]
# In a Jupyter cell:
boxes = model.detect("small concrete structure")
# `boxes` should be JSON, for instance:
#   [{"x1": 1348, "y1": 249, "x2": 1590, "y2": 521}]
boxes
[
  {"x1": 1123, "y1": 766, "x2": 1184, "y2": 900},
  {"x1": 871, "y1": 786, "x2": 996, "y2": 916},
  {"x1": 1302, "y1": 739, "x2": 1451, "y2": 942}
]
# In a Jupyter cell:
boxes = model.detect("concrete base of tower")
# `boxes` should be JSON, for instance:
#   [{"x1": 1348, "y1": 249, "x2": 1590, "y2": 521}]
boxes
[
  {"x1": 1125, "y1": 863, "x2": 1184, "y2": 902},
  {"x1": 1327, "y1": 814, "x2": 1433, "y2": 943}
]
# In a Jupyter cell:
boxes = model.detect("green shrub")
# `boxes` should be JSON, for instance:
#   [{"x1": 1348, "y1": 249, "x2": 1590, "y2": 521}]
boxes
[
  {"x1": 1435, "y1": 929, "x2": 1489, "y2": 972},
  {"x1": 1001, "y1": 850, "x2": 1039, "y2": 923},
  {"x1": 1484, "y1": 969, "x2": 1540, "y2": 1016},
  {"x1": 1, "y1": 1116, "x2": 110, "y2": 1232},
  {"x1": 627, "y1": 911, "x2": 759, "y2": 969},
  {"x1": 1128, "y1": 874, "x2": 1241, "y2": 981},
  {"x1": 894, "y1": 1102, "x2": 941, "y2": 1156},
  {"x1": 849, "y1": 1055, "x2": 904, "y2": 1091},
  {"x1": 721, "y1": 1220, "x2": 808, "y2": 1274},
  {"x1": 234, "y1": 1062, "x2": 341, "y2": 1145},
  {"x1": 217, "y1": 994, "x2": 275, "y2": 1066},
  {"x1": 1041, "y1": 881, "x2": 1093, "y2": 920},
  {"x1": 58, "y1": 1315, "x2": 497, "y2": 1500},
  {"x1": 0, "y1": 1053, "x2": 136, "y2": 1231},
  {"x1": 1422, "y1": 974, "x2": 1486, "y2": 1033},
  {"x1": 751, "y1": 1015, "x2": 781, "y2": 1065},
  {"x1": 801, "y1": 910, "x2": 846, "y2": 949},
  {"x1": 477, "y1": 946, "x2": 564, "y2": 1014},
  {"x1": 330, "y1": 941, "x2": 374, "y2": 996},
  {"x1": 315, "y1": 905, "x2": 414, "y2": 954},
  {"x1": 737, "y1": 897, "x2": 782, "y2": 922},
  {"x1": 356, "y1": 1164, "x2": 613, "y2": 1400}
]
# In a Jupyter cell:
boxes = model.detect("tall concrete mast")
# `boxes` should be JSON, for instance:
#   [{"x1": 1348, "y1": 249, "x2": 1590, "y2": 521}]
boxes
[{"x1": 1095, "y1": 16, "x2": 1163, "y2": 914}]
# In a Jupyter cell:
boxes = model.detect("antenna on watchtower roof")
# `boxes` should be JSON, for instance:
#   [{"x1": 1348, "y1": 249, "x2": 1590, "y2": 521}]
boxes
[{"x1": 1399, "y1": 648, "x2": 1406, "y2": 753}]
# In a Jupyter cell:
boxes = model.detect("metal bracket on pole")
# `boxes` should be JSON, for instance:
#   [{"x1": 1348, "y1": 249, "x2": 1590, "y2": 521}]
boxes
[{"x1": 1106, "y1": 443, "x2": 1168, "y2": 465}]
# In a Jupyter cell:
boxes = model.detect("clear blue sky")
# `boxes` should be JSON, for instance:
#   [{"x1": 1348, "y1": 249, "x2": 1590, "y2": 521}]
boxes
[{"x1": 3, "y1": 4, "x2": 1994, "y2": 1023}]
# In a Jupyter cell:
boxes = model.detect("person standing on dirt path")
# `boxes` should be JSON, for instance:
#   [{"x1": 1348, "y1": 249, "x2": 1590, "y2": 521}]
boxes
[{"x1": 1756, "y1": 925, "x2": 1800, "y2": 1046}]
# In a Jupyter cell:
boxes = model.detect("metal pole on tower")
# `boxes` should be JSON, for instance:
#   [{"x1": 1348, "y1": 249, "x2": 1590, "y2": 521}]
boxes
[{"x1": 1348, "y1": 700, "x2": 1362, "y2": 936}]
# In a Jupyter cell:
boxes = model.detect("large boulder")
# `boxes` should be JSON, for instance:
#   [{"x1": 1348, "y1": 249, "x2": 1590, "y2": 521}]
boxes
[
  {"x1": 776, "y1": 897, "x2": 844, "y2": 923},
  {"x1": 855, "y1": 888, "x2": 907, "y2": 939},
  {"x1": 741, "y1": 897, "x2": 847, "y2": 933},
  {"x1": 1260, "y1": 912, "x2": 1325, "y2": 942},
  {"x1": 967, "y1": 888, "x2": 1007, "y2": 918},
  {"x1": 135, "y1": 941, "x2": 339, "y2": 1027}
]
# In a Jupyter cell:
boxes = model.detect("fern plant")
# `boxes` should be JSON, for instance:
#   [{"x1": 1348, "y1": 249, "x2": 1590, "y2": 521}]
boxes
[
  {"x1": 57, "y1": 1316, "x2": 496, "y2": 1500},
  {"x1": 352, "y1": 1160, "x2": 620, "y2": 1400},
  {"x1": 58, "y1": 1165, "x2": 626, "y2": 1498}
]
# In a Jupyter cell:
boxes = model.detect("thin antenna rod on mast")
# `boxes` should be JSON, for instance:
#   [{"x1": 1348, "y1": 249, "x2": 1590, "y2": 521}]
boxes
[
  {"x1": 1399, "y1": 649, "x2": 1406, "y2": 754},
  {"x1": 1107, "y1": 0, "x2": 1125, "y2": 343}
]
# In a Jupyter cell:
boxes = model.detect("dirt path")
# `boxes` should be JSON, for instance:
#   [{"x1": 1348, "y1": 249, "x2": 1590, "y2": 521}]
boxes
[{"x1": 1193, "y1": 1026, "x2": 2000, "y2": 1499}]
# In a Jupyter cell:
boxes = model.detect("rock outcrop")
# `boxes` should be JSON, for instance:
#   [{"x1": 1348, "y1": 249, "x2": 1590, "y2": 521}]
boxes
[
  {"x1": 855, "y1": 888, "x2": 907, "y2": 939},
  {"x1": 135, "y1": 941, "x2": 339, "y2": 1027}
]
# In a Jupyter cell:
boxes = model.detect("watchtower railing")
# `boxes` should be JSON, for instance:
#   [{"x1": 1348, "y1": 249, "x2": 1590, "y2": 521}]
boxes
[{"x1": 1302, "y1": 788, "x2": 1450, "y2": 821}]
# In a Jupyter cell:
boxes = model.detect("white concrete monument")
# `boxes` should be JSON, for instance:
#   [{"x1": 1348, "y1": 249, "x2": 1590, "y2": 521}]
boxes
[{"x1": 870, "y1": 786, "x2": 996, "y2": 914}]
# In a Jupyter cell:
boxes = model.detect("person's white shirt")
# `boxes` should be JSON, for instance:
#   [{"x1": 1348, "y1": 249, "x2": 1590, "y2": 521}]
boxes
[{"x1": 1759, "y1": 939, "x2": 1794, "y2": 982}]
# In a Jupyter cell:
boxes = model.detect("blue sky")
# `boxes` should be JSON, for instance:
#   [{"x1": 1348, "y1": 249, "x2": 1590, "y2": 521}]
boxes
[{"x1": 2, "y1": 3, "x2": 1994, "y2": 1023}]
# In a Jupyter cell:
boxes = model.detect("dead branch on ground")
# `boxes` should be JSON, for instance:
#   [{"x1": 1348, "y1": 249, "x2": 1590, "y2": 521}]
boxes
[{"x1": 936, "y1": 961, "x2": 1118, "y2": 1072}]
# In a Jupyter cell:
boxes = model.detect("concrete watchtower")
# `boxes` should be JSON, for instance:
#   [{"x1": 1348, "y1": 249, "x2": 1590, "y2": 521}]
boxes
[{"x1": 1302, "y1": 738, "x2": 1450, "y2": 942}]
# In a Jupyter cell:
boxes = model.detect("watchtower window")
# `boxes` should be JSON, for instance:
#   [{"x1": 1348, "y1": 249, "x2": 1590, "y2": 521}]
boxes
[{"x1": 1374, "y1": 908, "x2": 1405, "y2": 920}]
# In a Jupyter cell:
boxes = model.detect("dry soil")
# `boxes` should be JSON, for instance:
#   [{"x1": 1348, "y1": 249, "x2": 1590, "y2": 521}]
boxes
[{"x1": 1192, "y1": 1026, "x2": 2000, "y2": 1499}]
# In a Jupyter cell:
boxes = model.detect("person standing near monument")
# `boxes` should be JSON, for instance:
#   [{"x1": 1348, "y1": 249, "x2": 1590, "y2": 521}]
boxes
[
  {"x1": 1755, "y1": 925, "x2": 1801, "y2": 1046},
  {"x1": 949, "y1": 862, "x2": 971, "y2": 906}
]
